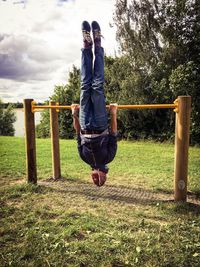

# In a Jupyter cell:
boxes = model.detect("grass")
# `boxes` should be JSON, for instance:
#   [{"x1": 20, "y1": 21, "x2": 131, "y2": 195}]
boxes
[{"x1": 0, "y1": 136, "x2": 200, "y2": 267}]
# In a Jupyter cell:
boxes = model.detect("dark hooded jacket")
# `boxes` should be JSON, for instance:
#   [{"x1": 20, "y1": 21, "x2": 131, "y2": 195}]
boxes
[{"x1": 77, "y1": 133, "x2": 117, "y2": 173}]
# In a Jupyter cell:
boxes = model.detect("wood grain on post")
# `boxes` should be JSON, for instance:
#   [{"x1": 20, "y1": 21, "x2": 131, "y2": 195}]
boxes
[
  {"x1": 174, "y1": 96, "x2": 191, "y2": 201},
  {"x1": 24, "y1": 99, "x2": 37, "y2": 184},
  {"x1": 50, "y1": 101, "x2": 61, "y2": 179}
]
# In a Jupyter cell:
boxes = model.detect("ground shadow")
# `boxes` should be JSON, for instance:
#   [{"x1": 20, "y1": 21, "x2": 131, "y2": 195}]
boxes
[{"x1": 39, "y1": 176, "x2": 200, "y2": 210}]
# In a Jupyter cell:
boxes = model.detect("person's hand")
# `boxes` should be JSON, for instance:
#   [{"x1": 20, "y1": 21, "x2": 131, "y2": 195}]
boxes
[
  {"x1": 71, "y1": 104, "x2": 80, "y2": 117},
  {"x1": 109, "y1": 103, "x2": 118, "y2": 116}
]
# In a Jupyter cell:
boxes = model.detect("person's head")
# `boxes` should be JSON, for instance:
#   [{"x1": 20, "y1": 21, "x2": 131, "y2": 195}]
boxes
[{"x1": 91, "y1": 169, "x2": 107, "y2": 187}]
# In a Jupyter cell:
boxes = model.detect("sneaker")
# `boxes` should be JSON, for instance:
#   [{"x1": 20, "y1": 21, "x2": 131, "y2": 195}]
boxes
[
  {"x1": 91, "y1": 21, "x2": 102, "y2": 48},
  {"x1": 82, "y1": 21, "x2": 93, "y2": 49}
]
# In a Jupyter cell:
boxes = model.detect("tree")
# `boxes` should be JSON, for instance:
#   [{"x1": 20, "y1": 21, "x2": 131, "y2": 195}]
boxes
[
  {"x1": 114, "y1": 0, "x2": 200, "y2": 69},
  {"x1": 104, "y1": 55, "x2": 172, "y2": 140},
  {"x1": 114, "y1": 0, "x2": 200, "y2": 143},
  {"x1": 114, "y1": 0, "x2": 162, "y2": 70},
  {"x1": 0, "y1": 99, "x2": 16, "y2": 136},
  {"x1": 170, "y1": 61, "x2": 200, "y2": 144}
]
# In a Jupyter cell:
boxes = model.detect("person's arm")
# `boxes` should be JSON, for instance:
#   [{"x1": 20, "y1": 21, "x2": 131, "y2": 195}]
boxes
[
  {"x1": 106, "y1": 134, "x2": 117, "y2": 163},
  {"x1": 71, "y1": 104, "x2": 91, "y2": 165},
  {"x1": 71, "y1": 104, "x2": 81, "y2": 134},
  {"x1": 109, "y1": 103, "x2": 118, "y2": 135},
  {"x1": 73, "y1": 115, "x2": 81, "y2": 134}
]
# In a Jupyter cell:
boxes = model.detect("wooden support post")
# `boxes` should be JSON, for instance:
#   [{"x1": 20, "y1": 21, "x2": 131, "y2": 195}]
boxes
[
  {"x1": 174, "y1": 96, "x2": 191, "y2": 201},
  {"x1": 24, "y1": 99, "x2": 37, "y2": 184},
  {"x1": 50, "y1": 101, "x2": 61, "y2": 179}
]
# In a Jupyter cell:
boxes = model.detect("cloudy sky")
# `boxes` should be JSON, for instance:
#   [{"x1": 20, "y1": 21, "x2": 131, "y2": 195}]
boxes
[{"x1": 0, "y1": 0, "x2": 119, "y2": 103}]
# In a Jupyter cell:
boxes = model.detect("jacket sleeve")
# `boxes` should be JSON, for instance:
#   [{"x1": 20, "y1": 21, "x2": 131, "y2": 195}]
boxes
[
  {"x1": 106, "y1": 134, "x2": 117, "y2": 164},
  {"x1": 77, "y1": 134, "x2": 82, "y2": 155},
  {"x1": 77, "y1": 134, "x2": 90, "y2": 165}
]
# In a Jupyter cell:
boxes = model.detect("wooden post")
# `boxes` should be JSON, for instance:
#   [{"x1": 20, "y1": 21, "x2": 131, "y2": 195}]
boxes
[
  {"x1": 24, "y1": 99, "x2": 37, "y2": 184},
  {"x1": 174, "y1": 96, "x2": 191, "y2": 201},
  {"x1": 49, "y1": 101, "x2": 61, "y2": 179}
]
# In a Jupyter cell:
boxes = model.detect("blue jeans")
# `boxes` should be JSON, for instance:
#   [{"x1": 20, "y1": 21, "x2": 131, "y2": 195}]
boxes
[{"x1": 79, "y1": 47, "x2": 108, "y2": 131}]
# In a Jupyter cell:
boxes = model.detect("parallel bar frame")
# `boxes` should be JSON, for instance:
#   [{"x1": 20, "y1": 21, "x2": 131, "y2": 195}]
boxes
[{"x1": 31, "y1": 100, "x2": 178, "y2": 113}]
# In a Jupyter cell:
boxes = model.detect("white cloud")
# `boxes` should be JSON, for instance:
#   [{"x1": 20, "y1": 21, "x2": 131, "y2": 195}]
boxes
[
  {"x1": 0, "y1": 0, "x2": 119, "y2": 103},
  {"x1": 0, "y1": 34, "x2": 62, "y2": 81}
]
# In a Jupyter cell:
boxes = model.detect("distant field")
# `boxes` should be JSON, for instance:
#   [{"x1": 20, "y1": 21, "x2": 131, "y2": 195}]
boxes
[{"x1": 0, "y1": 136, "x2": 200, "y2": 266}]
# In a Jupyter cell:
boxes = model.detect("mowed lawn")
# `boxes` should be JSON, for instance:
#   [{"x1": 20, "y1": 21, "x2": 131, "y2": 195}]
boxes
[{"x1": 0, "y1": 136, "x2": 200, "y2": 267}]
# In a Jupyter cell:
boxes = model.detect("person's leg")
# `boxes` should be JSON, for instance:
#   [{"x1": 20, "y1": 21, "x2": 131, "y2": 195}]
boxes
[
  {"x1": 79, "y1": 21, "x2": 93, "y2": 130},
  {"x1": 91, "y1": 21, "x2": 108, "y2": 131}
]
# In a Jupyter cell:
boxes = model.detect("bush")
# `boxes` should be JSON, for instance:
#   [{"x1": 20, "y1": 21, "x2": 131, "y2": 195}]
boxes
[{"x1": 0, "y1": 100, "x2": 16, "y2": 136}]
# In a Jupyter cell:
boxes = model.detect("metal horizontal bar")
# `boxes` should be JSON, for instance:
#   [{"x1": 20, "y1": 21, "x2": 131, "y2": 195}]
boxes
[
  {"x1": 32, "y1": 105, "x2": 72, "y2": 109},
  {"x1": 32, "y1": 103, "x2": 178, "y2": 111},
  {"x1": 116, "y1": 104, "x2": 177, "y2": 109}
]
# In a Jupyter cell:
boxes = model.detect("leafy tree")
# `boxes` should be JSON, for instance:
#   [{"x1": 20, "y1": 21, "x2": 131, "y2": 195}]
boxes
[
  {"x1": 104, "y1": 55, "x2": 174, "y2": 140},
  {"x1": 159, "y1": 0, "x2": 200, "y2": 67},
  {"x1": 0, "y1": 99, "x2": 16, "y2": 136},
  {"x1": 170, "y1": 61, "x2": 200, "y2": 144},
  {"x1": 114, "y1": 0, "x2": 200, "y2": 143},
  {"x1": 114, "y1": 0, "x2": 162, "y2": 70},
  {"x1": 114, "y1": 0, "x2": 200, "y2": 69}
]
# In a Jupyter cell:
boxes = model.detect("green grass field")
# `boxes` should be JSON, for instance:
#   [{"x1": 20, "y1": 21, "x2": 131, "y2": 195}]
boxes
[{"x1": 0, "y1": 136, "x2": 200, "y2": 266}]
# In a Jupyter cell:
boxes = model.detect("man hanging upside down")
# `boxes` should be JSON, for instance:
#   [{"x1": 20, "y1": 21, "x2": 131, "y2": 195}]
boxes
[{"x1": 71, "y1": 20, "x2": 118, "y2": 187}]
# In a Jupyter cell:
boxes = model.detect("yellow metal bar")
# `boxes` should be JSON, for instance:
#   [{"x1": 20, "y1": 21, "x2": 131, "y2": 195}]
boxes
[
  {"x1": 32, "y1": 105, "x2": 72, "y2": 110},
  {"x1": 31, "y1": 101, "x2": 178, "y2": 112},
  {"x1": 116, "y1": 104, "x2": 177, "y2": 109}
]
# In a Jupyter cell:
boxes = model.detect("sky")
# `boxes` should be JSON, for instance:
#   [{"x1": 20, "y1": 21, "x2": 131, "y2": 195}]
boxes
[{"x1": 0, "y1": 0, "x2": 119, "y2": 103}]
